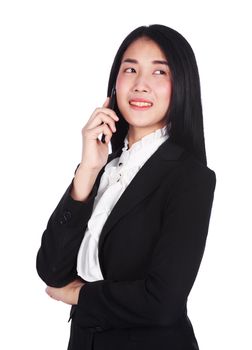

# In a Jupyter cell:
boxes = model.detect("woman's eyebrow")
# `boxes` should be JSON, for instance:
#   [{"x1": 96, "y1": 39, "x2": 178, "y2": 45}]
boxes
[{"x1": 122, "y1": 58, "x2": 169, "y2": 65}]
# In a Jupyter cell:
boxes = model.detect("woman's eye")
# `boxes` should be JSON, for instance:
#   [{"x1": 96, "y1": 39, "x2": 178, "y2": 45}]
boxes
[
  {"x1": 154, "y1": 70, "x2": 167, "y2": 75},
  {"x1": 124, "y1": 67, "x2": 136, "y2": 73},
  {"x1": 123, "y1": 68, "x2": 168, "y2": 75}
]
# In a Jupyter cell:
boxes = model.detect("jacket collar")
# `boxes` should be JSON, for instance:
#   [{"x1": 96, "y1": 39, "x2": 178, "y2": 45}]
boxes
[{"x1": 108, "y1": 137, "x2": 184, "y2": 162}]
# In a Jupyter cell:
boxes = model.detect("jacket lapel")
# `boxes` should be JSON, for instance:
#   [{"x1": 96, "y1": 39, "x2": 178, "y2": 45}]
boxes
[{"x1": 98, "y1": 138, "x2": 186, "y2": 252}]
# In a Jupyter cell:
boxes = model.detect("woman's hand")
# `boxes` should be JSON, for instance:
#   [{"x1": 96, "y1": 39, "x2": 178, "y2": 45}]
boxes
[
  {"x1": 45, "y1": 279, "x2": 85, "y2": 305},
  {"x1": 80, "y1": 97, "x2": 119, "y2": 171}
]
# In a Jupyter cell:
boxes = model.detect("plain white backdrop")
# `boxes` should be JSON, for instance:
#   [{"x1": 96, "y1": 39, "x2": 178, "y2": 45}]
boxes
[{"x1": 0, "y1": 0, "x2": 251, "y2": 349}]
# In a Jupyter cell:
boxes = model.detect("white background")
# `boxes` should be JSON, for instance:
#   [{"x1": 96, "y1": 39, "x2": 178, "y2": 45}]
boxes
[{"x1": 0, "y1": 1, "x2": 251, "y2": 349}]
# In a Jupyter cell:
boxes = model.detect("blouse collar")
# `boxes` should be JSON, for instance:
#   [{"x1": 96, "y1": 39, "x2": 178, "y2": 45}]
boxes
[{"x1": 122, "y1": 124, "x2": 168, "y2": 154}]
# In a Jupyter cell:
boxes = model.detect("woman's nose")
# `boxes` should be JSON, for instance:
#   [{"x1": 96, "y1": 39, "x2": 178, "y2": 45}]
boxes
[{"x1": 133, "y1": 75, "x2": 151, "y2": 93}]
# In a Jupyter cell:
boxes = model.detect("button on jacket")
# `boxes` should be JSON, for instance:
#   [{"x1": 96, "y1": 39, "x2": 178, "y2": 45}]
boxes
[{"x1": 36, "y1": 136, "x2": 216, "y2": 350}]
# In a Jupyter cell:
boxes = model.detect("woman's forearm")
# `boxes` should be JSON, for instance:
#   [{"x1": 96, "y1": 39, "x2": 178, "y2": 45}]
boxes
[{"x1": 70, "y1": 164, "x2": 101, "y2": 202}]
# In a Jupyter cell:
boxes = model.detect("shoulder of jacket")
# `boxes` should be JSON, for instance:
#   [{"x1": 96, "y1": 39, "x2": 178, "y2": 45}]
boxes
[{"x1": 179, "y1": 153, "x2": 216, "y2": 190}]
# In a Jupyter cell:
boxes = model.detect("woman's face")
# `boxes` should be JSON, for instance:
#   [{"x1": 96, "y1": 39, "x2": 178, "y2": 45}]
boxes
[{"x1": 115, "y1": 37, "x2": 172, "y2": 132}]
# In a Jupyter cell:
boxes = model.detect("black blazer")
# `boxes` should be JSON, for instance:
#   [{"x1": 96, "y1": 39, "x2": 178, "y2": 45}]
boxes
[{"x1": 36, "y1": 137, "x2": 216, "y2": 350}]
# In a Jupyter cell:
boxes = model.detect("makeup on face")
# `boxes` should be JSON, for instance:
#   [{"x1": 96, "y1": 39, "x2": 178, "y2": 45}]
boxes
[{"x1": 115, "y1": 38, "x2": 172, "y2": 133}]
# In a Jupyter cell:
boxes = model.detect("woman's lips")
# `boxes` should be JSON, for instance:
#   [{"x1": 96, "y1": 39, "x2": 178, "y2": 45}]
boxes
[{"x1": 129, "y1": 99, "x2": 153, "y2": 110}]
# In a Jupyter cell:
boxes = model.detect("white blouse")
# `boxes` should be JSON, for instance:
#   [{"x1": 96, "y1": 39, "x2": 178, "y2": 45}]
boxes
[{"x1": 77, "y1": 125, "x2": 169, "y2": 281}]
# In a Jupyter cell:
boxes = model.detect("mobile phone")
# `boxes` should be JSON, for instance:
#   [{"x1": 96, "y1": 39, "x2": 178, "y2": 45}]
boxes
[{"x1": 101, "y1": 86, "x2": 116, "y2": 143}]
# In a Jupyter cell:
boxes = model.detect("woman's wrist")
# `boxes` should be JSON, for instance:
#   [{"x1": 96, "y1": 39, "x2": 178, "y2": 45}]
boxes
[{"x1": 71, "y1": 166, "x2": 100, "y2": 202}]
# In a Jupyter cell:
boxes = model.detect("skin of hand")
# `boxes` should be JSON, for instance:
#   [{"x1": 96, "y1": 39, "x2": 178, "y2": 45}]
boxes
[
  {"x1": 80, "y1": 97, "x2": 119, "y2": 171},
  {"x1": 45, "y1": 279, "x2": 85, "y2": 305}
]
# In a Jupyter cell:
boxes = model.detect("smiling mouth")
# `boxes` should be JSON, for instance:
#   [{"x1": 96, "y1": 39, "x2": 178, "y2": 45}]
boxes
[{"x1": 129, "y1": 101, "x2": 153, "y2": 107}]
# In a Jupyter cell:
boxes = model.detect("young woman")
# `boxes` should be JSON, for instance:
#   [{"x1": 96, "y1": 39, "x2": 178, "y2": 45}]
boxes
[{"x1": 36, "y1": 24, "x2": 216, "y2": 350}]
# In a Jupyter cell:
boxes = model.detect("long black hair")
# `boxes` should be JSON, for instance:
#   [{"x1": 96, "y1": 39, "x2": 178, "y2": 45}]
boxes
[{"x1": 107, "y1": 24, "x2": 207, "y2": 165}]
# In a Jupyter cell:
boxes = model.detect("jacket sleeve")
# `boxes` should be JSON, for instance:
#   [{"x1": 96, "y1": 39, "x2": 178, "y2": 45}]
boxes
[
  {"x1": 36, "y1": 165, "x2": 104, "y2": 287},
  {"x1": 72, "y1": 166, "x2": 216, "y2": 330}
]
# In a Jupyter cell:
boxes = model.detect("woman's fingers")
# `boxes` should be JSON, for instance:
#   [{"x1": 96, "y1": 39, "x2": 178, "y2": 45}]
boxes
[
  {"x1": 89, "y1": 98, "x2": 119, "y2": 123},
  {"x1": 76, "y1": 97, "x2": 120, "y2": 171},
  {"x1": 100, "y1": 107, "x2": 119, "y2": 121},
  {"x1": 84, "y1": 123, "x2": 113, "y2": 143},
  {"x1": 88, "y1": 109, "x2": 119, "y2": 130},
  {"x1": 84, "y1": 98, "x2": 119, "y2": 136},
  {"x1": 45, "y1": 280, "x2": 85, "y2": 305},
  {"x1": 45, "y1": 286, "x2": 60, "y2": 301},
  {"x1": 86, "y1": 112, "x2": 117, "y2": 133}
]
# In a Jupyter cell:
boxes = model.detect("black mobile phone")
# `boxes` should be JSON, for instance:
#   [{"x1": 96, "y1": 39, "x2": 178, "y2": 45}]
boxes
[{"x1": 101, "y1": 86, "x2": 116, "y2": 143}]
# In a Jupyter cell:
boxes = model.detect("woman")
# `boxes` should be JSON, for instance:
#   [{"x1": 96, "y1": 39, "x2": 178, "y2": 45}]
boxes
[{"x1": 36, "y1": 24, "x2": 216, "y2": 350}]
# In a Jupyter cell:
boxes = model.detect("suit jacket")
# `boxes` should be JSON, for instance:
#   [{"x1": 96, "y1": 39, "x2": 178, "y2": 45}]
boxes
[{"x1": 36, "y1": 137, "x2": 216, "y2": 350}]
